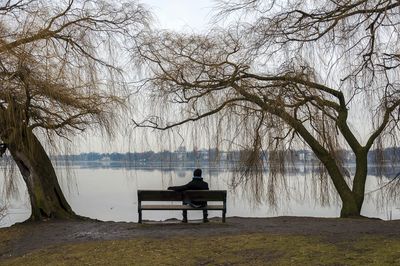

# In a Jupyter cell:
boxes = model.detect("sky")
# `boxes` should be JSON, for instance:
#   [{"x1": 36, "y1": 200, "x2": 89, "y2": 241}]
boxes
[{"x1": 142, "y1": 0, "x2": 216, "y2": 32}]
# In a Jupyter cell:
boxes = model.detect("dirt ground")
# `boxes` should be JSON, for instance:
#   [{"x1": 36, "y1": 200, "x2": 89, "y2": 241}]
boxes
[{"x1": 1, "y1": 216, "x2": 400, "y2": 261}]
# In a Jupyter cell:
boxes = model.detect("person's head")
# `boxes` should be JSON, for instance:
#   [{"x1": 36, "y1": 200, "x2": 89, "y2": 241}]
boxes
[{"x1": 193, "y1": 168, "x2": 202, "y2": 178}]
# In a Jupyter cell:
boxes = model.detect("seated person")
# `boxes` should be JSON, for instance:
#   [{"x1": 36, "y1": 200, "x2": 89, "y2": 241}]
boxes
[{"x1": 168, "y1": 168, "x2": 209, "y2": 223}]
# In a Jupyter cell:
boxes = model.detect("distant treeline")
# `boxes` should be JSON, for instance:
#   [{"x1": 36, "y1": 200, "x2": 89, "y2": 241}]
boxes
[
  {"x1": 54, "y1": 147, "x2": 400, "y2": 164},
  {"x1": 56, "y1": 149, "x2": 231, "y2": 162}
]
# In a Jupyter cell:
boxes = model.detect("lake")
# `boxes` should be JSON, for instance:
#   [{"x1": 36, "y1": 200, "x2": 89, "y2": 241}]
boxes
[{"x1": 1, "y1": 162, "x2": 399, "y2": 227}]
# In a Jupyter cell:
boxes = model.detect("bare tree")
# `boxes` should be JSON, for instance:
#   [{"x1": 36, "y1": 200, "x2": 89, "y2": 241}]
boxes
[
  {"x1": 134, "y1": 0, "x2": 400, "y2": 217},
  {"x1": 0, "y1": 0, "x2": 149, "y2": 221}
]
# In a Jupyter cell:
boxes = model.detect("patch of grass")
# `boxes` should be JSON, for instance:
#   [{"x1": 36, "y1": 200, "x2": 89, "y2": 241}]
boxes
[
  {"x1": 1, "y1": 233, "x2": 400, "y2": 265},
  {"x1": 350, "y1": 238, "x2": 400, "y2": 265}
]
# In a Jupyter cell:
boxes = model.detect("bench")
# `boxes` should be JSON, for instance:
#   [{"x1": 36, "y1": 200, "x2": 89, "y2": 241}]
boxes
[{"x1": 137, "y1": 190, "x2": 227, "y2": 223}]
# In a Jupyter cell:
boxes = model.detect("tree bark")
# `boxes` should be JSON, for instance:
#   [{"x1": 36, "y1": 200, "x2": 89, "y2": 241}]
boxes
[
  {"x1": 351, "y1": 150, "x2": 369, "y2": 214},
  {"x1": 340, "y1": 197, "x2": 361, "y2": 218},
  {"x1": 6, "y1": 129, "x2": 77, "y2": 221},
  {"x1": 320, "y1": 158, "x2": 362, "y2": 218}
]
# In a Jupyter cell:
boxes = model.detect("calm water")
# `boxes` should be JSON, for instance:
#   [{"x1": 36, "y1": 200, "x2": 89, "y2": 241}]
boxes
[{"x1": 1, "y1": 163, "x2": 399, "y2": 227}]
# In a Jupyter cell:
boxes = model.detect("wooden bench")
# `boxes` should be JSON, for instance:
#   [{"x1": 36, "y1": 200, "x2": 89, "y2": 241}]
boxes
[{"x1": 137, "y1": 190, "x2": 227, "y2": 223}]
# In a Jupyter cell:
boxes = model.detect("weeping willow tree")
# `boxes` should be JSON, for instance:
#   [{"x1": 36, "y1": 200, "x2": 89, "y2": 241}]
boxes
[
  {"x1": 0, "y1": 0, "x2": 149, "y2": 221},
  {"x1": 134, "y1": 0, "x2": 400, "y2": 218}
]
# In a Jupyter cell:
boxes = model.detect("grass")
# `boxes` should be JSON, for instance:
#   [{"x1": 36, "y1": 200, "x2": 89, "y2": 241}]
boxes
[{"x1": 1, "y1": 232, "x2": 400, "y2": 265}]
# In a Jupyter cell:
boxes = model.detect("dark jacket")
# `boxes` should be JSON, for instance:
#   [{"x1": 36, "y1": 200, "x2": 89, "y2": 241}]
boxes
[{"x1": 168, "y1": 178, "x2": 209, "y2": 207}]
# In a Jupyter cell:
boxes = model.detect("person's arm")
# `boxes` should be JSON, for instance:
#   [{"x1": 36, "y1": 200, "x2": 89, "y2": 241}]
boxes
[{"x1": 167, "y1": 182, "x2": 192, "y2": 192}]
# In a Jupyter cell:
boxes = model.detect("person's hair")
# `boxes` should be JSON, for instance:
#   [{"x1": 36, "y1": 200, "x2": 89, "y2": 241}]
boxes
[{"x1": 193, "y1": 168, "x2": 202, "y2": 177}]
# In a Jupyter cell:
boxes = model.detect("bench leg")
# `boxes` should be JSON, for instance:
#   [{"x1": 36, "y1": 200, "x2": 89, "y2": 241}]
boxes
[
  {"x1": 182, "y1": 210, "x2": 188, "y2": 223},
  {"x1": 203, "y1": 210, "x2": 209, "y2": 223},
  {"x1": 222, "y1": 211, "x2": 226, "y2": 223},
  {"x1": 138, "y1": 210, "x2": 142, "y2": 224}
]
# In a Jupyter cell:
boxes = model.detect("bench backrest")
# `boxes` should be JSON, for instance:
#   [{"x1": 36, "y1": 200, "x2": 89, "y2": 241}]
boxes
[
  {"x1": 137, "y1": 190, "x2": 226, "y2": 202},
  {"x1": 183, "y1": 190, "x2": 226, "y2": 201}
]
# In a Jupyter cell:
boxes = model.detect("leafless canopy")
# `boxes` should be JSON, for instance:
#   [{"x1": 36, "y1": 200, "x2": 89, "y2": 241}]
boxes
[{"x1": 0, "y1": 0, "x2": 149, "y2": 143}]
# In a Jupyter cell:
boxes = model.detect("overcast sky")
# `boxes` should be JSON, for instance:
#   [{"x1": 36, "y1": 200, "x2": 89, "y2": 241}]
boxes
[{"x1": 142, "y1": 0, "x2": 215, "y2": 32}]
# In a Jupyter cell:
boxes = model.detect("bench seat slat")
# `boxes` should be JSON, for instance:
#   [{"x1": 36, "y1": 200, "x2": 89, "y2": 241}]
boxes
[{"x1": 141, "y1": 204, "x2": 225, "y2": 210}]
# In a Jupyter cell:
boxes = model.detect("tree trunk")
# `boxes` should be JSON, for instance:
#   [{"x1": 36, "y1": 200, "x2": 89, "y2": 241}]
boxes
[
  {"x1": 339, "y1": 150, "x2": 368, "y2": 218},
  {"x1": 339, "y1": 194, "x2": 362, "y2": 218},
  {"x1": 7, "y1": 129, "x2": 77, "y2": 221},
  {"x1": 332, "y1": 180, "x2": 363, "y2": 218},
  {"x1": 317, "y1": 155, "x2": 363, "y2": 218},
  {"x1": 351, "y1": 150, "x2": 369, "y2": 214}
]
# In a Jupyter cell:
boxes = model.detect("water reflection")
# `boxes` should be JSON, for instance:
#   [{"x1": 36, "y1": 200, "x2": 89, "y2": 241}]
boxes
[{"x1": 1, "y1": 162, "x2": 400, "y2": 227}]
